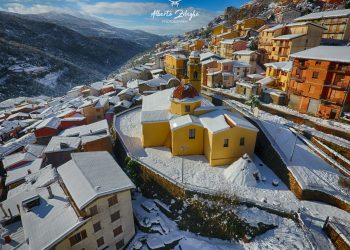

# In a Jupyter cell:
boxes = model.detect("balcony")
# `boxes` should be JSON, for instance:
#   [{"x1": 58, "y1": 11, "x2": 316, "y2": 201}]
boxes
[
  {"x1": 291, "y1": 76, "x2": 306, "y2": 83},
  {"x1": 290, "y1": 88, "x2": 303, "y2": 96},
  {"x1": 324, "y1": 81, "x2": 349, "y2": 90},
  {"x1": 320, "y1": 97, "x2": 344, "y2": 105},
  {"x1": 298, "y1": 64, "x2": 308, "y2": 70},
  {"x1": 329, "y1": 66, "x2": 350, "y2": 74}
]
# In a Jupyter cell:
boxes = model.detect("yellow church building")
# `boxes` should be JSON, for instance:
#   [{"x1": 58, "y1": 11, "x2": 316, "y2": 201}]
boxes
[{"x1": 140, "y1": 84, "x2": 258, "y2": 166}]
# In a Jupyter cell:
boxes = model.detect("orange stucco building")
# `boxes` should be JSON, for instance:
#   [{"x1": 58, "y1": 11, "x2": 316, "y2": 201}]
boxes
[{"x1": 288, "y1": 46, "x2": 350, "y2": 119}]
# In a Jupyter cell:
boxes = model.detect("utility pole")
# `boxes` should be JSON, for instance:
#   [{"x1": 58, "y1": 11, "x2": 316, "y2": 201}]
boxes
[{"x1": 180, "y1": 145, "x2": 188, "y2": 184}]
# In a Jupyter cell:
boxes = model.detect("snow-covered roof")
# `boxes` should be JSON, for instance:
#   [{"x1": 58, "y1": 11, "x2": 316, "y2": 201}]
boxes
[
  {"x1": 294, "y1": 9, "x2": 350, "y2": 21},
  {"x1": 272, "y1": 34, "x2": 305, "y2": 40},
  {"x1": 115, "y1": 100, "x2": 133, "y2": 109},
  {"x1": 90, "y1": 81, "x2": 104, "y2": 90},
  {"x1": 0, "y1": 166, "x2": 58, "y2": 221},
  {"x1": 247, "y1": 74, "x2": 265, "y2": 80},
  {"x1": 2, "y1": 152, "x2": 37, "y2": 169},
  {"x1": 141, "y1": 110, "x2": 174, "y2": 123},
  {"x1": 233, "y1": 50, "x2": 256, "y2": 56},
  {"x1": 199, "y1": 110, "x2": 258, "y2": 134},
  {"x1": 286, "y1": 22, "x2": 325, "y2": 30},
  {"x1": 264, "y1": 61, "x2": 293, "y2": 71},
  {"x1": 232, "y1": 61, "x2": 251, "y2": 68},
  {"x1": 5, "y1": 158, "x2": 43, "y2": 186},
  {"x1": 21, "y1": 181, "x2": 87, "y2": 250},
  {"x1": 79, "y1": 119, "x2": 110, "y2": 136},
  {"x1": 0, "y1": 133, "x2": 36, "y2": 158},
  {"x1": 150, "y1": 69, "x2": 164, "y2": 75},
  {"x1": 290, "y1": 46, "x2": 350, "y2": 63},
  {"x1": 220, "y1": 38, "x2": 244, "y2": 44},
  {"x1": 257, "y1": 76, "x2": 275, "y2": 85},
  {"x1": 169, "y1": 115, "x2": 202, "y2": 130},
  {"x1": 81, "y1": 134, "x2": 110, "y2": 144},
  {"x1": 200, "y1": 52, "x2": 221, "y2": 61},
  {"x1": 142, "y1": 88, "x2": 173, "y2": 112},
  {"x1": 36, "y1": 117, "x2": 60, "y2": 130},
  {"x1": 57, "y1": 152, "x2": 135, "y2": 209},
  {"x1": 43, "y1": 136, "x2": 81, "y2": 153},
  {"x1": 263, "y1": 24, "x2": 285, "y2": 32}
]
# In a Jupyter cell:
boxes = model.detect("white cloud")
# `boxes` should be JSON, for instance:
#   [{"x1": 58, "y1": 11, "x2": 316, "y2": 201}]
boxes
[
  {"x1": 5, "y1": 3, "x2": 69, "y2": 14},
  {"x1": 81, "y1": 1, "x2": 168, "y2": 16}
]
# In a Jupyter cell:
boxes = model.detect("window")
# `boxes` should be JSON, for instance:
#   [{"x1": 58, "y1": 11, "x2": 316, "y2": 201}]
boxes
[
  {"x1": 93, "y1": 222, "x2": 101, "y2": 233},
  {"x1": 97, "y1": 237, "x2": 104, "y2": 247},
  {"x1": 240, "y1": 137, "x2": 245, "y2": 146},
  {"x1": 113, "y1": 225, "x2": 123, "y2": 237},
  {"x1": 315, "y1": 61, "x2": 321, "y2": 65},
  {"x1": 223, "y1": 75, "x2": 229, "y2": 81},
  {"x1": 185, "y1": 105, "x2": 190, "y2": 113},
  {"x1": 108, "y1": 195, "x2": 118, "y2": 207},
  {"x1": 189, "y1": 128, "x2": 195, "y2": 139},
  {"x1": 69, "y1": 230, "x2": 87, "y2": 246},
  {"x1": 111, "y1": 211, "x2": 120, "y2": 222},
  {"x1": 224, "y1": 139, "x2": 229, "y2": 147},
  {"x1": 312, "y1": 71, "x2": 319, "y2": 79},
  {"x1": 193, "y1": 71, "x2": 198, "y2": 80},
  {"x1": 116, "y1": 239, "x2": 124, "y2": 250},
  {"x1": 89, "y1": 205, "x2": 98, "y2": 216}
]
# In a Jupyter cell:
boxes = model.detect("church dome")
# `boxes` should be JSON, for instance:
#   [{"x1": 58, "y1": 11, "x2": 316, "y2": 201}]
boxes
[{"x1": 172, "y1": 84, "x2": 199, "y2": 100}]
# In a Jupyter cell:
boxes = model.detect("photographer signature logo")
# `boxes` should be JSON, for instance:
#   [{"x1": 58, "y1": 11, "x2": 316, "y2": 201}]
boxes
[
  {"x1": 169, "y1": 0, "x2": 181, "y2": 7},
  {"x1": 151, "y1": 0, "x2": 199, "y2": 23}
]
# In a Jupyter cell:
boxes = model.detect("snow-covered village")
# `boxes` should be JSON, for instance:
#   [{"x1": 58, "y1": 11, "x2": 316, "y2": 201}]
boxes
[{"x1": 1, "y1": 0, "x2": 350, "y2": 249}]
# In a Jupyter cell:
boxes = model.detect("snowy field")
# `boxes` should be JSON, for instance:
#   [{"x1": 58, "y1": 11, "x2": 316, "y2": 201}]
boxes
[{"x1": 128, "y1": 192, "x2": 312, "y2": 250}]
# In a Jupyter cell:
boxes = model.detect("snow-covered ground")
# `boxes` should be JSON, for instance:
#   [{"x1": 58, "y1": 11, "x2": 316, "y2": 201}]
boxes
[
  {"x1": 36, "y1": 70, "x2": 64, "y2": 88},
  {"x1": 260, "y1": 120, "x2": 350, "y2": 203},
  {"x1": 128, "y1": 192, "x2": 312, "y2": 250},
  {"x1": 225, "y1": 99, "x2": 350, "y2": 150},
  {"x1": 264, "y1": 102, "x2": 350, "y2": 133}
]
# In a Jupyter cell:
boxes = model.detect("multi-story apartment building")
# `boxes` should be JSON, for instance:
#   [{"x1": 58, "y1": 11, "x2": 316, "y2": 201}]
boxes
[
  {"x1": 164, "y1": 53, "x2": 187, "y2": 80},
  {"x1": 258, "y1": 22, "x2": 325, "y2": 62},
  {"x1": 233, "y1": 50, "x2": 258, "y2": 73},
  {"x1": 264, "y1": 61, "x2": 293, "y2": 91},
  {"x1": 79, "y1": 97, "x2": 110, "y2": 124},
  {"x1": 232, "y1": 17, "x2": 266, "y2": 37},
  {"x1": 294, "y1": 9, "x2": 350, "y2": 40},
  {"x1": 289, "y1": 46, "x2": 350, "y2": 119},
  {"x1": 219, "y1": 39, "x2": 247, "y2": 59}
]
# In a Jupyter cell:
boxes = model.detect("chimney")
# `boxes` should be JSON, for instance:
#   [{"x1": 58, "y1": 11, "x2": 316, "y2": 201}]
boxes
[
  {"x1": 27, "y1": 169, "x2": 32, "y2": 175},
  {"x1": 47, "y1": 186, "x2": 53, "y2": 199},
  {"x1": 0, "y1": 203, "x2": 8, "y2": 217}
]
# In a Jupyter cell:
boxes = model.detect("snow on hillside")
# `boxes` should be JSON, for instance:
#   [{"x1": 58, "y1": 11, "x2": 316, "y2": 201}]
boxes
[
  {"x1": 128, "y1": 192, "x2": 311, "y2": 250},
  {"x1": 36, "y1": 70, "x2": 64, "y2": 88}
]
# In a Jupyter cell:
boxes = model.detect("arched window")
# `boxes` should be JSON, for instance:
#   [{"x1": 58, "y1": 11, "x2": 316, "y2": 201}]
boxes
[{"x1": 193, "y1": 71, "x2": 198, "y2": 80}]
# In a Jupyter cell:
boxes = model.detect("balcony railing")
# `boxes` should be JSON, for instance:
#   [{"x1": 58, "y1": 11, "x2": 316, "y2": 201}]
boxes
[
  {"x1": 320, "y1": 97, "x2": 344, "y2": 105},
  {"x1": 291, "y1": 76, "x2": 306, "y2": 83},
  {"x1": 328, "y1": 66, "x2": 350, "y2": 74},
  {"x1": 298, "y1": 64, "x2": 308, "y2": 70},
  {"x1": 289, "y1": 88, "x2": 303, "y2": 96},
  {"x1": 324, "y1": 81, "x2": 349, "y2": 90}
]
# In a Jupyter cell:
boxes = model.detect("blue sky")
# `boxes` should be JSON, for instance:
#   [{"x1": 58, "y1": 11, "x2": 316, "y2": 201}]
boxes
[{"x1": 0, "y1": 0, "x2": 248, "y2": 35}]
